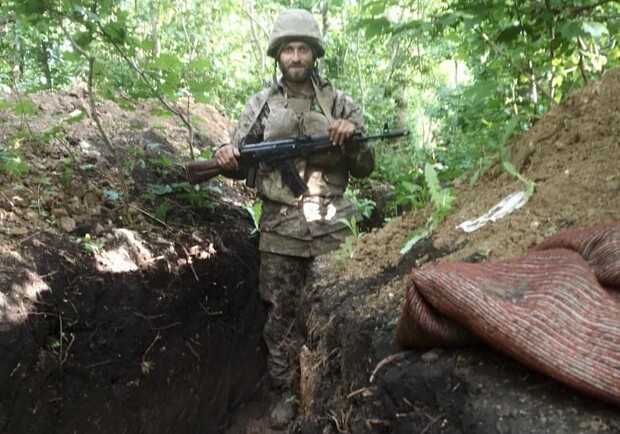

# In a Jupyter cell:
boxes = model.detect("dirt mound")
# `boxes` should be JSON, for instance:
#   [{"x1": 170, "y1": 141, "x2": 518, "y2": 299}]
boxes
[
  {"x1": 343, "y1": 68, "x2": 620, "y2": 280},
  {"x1": 0, "y1": 89, "x2": 267, "y2": 433},
  {"x1": 0, "y1": 66, "x2": 618, "y2": 434},
  {"x1": 301, "y1": 69, "x2": 620, "y2": 433}
]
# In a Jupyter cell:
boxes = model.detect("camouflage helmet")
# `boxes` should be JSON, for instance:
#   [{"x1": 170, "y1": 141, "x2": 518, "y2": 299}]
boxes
[{"x1": 267, "y1": 9, "x2": 325, "y2": 59}]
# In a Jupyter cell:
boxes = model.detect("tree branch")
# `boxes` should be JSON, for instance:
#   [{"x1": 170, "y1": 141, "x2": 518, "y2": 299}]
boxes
[
  {"x1": 58, "y1": 19, "x2": 130, "y2": 217},
  {"x1": 242, "y1": 0, "x2": 267, "y2": 74},
  {"x1": 95, "y1": 23, "x2": 200, "y2": 158},
  {"x1": 476, "y1": 28, "x2": 556, "y2": 105}
]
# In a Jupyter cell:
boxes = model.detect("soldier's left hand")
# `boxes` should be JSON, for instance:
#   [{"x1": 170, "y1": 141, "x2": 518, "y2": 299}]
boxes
[{"x1": 328, "y1": 119, "x2": 356, "y2": 147}]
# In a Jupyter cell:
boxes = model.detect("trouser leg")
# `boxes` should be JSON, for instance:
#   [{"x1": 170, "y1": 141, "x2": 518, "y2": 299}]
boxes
[{"x1": 258, "y1": 251, "x2": 312, "y2": 390}]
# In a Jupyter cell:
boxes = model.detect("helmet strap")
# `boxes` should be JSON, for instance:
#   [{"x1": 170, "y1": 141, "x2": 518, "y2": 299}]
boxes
[{"x1": 272, "y1": 59, "x2": 279, "y2": 89}]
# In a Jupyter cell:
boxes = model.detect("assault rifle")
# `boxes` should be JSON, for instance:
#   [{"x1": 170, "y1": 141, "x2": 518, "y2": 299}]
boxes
[{"x1": 185, "y1": 127, "x2": 408, "y2": 195}]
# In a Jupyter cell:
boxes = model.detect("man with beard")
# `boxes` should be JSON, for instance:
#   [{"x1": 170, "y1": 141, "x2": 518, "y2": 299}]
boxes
[{"x1": 214, "y1": 8, "x2": 374, "y2": 428}]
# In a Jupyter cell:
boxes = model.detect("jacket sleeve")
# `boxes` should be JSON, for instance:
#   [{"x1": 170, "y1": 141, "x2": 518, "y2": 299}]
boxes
[{"x1": 333, "y1": 90, "x2": 375, "y2": 179}]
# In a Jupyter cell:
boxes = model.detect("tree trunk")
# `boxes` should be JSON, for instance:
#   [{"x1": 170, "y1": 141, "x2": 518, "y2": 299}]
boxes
[
  {"x1": 39, "y1": 39, "x2": 52, "y2": 88},
  {"x1": 150, "y1": 0, "x2": 160, "y2": 58}
]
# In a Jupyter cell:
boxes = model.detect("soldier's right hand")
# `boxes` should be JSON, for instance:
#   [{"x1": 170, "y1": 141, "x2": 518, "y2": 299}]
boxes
[{"x1": 214, "y1": 144, "x2": 240, "y2": 171}]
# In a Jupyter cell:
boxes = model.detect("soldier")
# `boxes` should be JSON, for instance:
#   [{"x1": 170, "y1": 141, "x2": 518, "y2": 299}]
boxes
[{"x1": 214, "y1": 8, "x2": 374, "y2": 429}]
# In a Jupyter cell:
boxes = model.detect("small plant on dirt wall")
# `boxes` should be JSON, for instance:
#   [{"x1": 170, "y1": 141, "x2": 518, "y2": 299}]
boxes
[
  {"x1": 77, "y1": 233, "x2": 104, "y2": 254},
  {"x1": 345, "y1": 187, "x2": 375, "y2": 219},
  {"x1": 0, "y1": 148, "x2": 28, "y2": 178},
  {"x1": 500, "y1": 145, "x2": 536, "y2": 198},
  {"x1": 244, "y1": 201, "x2": 262, "y2": 235},
  {"x1": 335, "y1": 215, "x2": 362, "y2": 260},
  {"x1": 339, "y1": 215, "x2": 361, "y2": 241},
  {"x1": 401, "y1": 163, "x2": 456, "y2": 254}
]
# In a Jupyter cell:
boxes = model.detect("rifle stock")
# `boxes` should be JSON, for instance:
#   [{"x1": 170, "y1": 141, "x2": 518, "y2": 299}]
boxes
[
  {"x1": 185, "y1": 159, "x2": 222, "y2": 185},
  {"x1": 186, "y1": 159, "x2": 246, "y2": 184}
]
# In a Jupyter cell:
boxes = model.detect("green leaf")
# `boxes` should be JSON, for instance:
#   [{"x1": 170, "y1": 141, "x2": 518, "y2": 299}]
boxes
[
  {"x1": 560, "y1": 20, "x2": 608, "y2": 39},
  {"x1": 23, "y1": 0, "x2": 46, "y2": 15},
  {"x1": 189, "y1": 79, "x2": 213, "y2": 94},
  {"x1": 74, "y1": 31, "x2": 93, "y2": 48},
  {"x1": 497, "y1": 25, "x2": 522, "y2": 43},
  {"x1": 155, "y1": 200, "x2": 173, "y2": 221},
  {"x1": 359, "y1": 18, "x2": 391, "y2": 39},
  {"x1": 463, "y1": 81, "x2": 495, "y2": 100},
  {"x1": 400, "y1": 228, "x2": 429, "y2": 255},
  {"x1": 62, "y1": 50, "x2": 84, "y2": 62},
  {"x1": 152, "y1": 54, "x2": 183, "y2": 72},
  {"x1": 366, "y1": 1, "x2": 388, "y2": 16},
  {"x1": 582, "y1": 21, "x2": 609, "y2": 39},
  {"x1": 188, "y1": 58, "x2": 213, "y2": 72},
  {"x1": 14, "y1": 100, "x2": 38, "y2": 116},
  {"x1": 501, "y1": 160, "x2": 519, "y2": 178},
  {"x1": 391, "y1": 20, "x2": 433, "y2": 36},
  {"x1": 1, "y1": 154, "x2": 28, "y2": 177},
  {"x1": 525, "y1": 181, "x2": 536, "y2": 197},
  {"x1": 103, "y1": 22, "x2": 127, "y2": 44},
  {"x1": 437, "y1": 11, "x2": 475, "y2": 29}
]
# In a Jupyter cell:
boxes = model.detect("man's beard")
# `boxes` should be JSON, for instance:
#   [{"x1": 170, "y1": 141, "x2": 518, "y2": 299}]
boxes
[{"x1": 279, "y1": 62, "x2": 313, "y2": 84}]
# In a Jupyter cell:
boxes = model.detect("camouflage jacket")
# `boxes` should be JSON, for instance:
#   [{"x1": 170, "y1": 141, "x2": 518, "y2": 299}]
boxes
[{"x1": 231, "y1": 76, "x2": 374, "y2": 257}]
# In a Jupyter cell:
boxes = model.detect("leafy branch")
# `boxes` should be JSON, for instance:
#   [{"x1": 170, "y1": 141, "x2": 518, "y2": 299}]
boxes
[{"x1": 57, "y1": 18, "x2": 130, "y2": 217}]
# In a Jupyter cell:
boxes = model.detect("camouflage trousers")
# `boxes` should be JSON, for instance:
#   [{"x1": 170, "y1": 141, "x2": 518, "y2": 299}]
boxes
[{"x1": 259, "y1": 251, "x2": 313, "y2": 390}]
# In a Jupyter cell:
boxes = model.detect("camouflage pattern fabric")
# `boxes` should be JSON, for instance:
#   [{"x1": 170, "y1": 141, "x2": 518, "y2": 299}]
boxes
[
  {"x1": 231, "y1": 76, "x2": 373, "y2": 389},
  {"x1": 230, "y1": 76, "x2": 374, "y2": 257},
  {"x1": 259, "y1": 251, "x2": 313, "y2": 389}
]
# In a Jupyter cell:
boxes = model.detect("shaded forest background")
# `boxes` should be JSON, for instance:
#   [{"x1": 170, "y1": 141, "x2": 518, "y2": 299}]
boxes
[
  {"x1": 0, "y1": 2, "x2": 619, "y2": 433},
  {"x1": 1, "y1": 0, "x2": 619, "y2": 242}
]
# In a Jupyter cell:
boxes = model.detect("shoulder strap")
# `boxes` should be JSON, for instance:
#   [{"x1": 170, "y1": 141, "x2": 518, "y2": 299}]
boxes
[{"x1": 311, "y1": 76, "x2": 334, "y2": 124}]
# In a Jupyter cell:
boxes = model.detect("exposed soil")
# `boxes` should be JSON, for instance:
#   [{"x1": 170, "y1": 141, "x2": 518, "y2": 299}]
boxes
[{"x1": 0, "y1": 69, "x2": 618, "y2": 434}]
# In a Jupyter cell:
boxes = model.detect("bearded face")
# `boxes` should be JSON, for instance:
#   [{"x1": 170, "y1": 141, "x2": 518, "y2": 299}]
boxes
[{"x1": 278, "y1": 41, "x2": 315, "y2": 84}]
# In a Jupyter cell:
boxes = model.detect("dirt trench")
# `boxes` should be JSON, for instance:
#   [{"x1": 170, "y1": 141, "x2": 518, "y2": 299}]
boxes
[
  {"x1": 0, "y1": 208, "x2": 269, "y2": 434},
  {"x1": 2, "y1": 69, "x2": 620, "y2": 433}
]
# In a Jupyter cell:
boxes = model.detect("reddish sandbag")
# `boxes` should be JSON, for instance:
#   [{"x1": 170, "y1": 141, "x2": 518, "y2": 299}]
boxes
[{"x1": 396, "y1": 223, "x2": 620, "y2": 406}]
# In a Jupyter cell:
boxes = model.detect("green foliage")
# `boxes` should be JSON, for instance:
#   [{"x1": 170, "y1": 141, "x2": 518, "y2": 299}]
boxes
[
  {"x1": 425, "y1": 162, "x2": 455, "y2": 226},
  {"x1": 335, "y1": 215, "x2": 363, "y2": 260},
  {"x1": 244, "y1": 201, "x2": 262, "y2": 235},
  {"x1": 0, "y1": 150, "x2": 29, "y2": 178},
  {"x1": 339, "y1": 215, "x2": 361, "y2": 240},
  {"x1": 77, "y1": 233, "x2": 104, "y2": 254},
  {"x1": 401, "y1": 163, "x2": 455, "y2": 254},
  {"x1": 155, "y1": 199, "x2": 173, "y2": 221},
  {"x1": 345, "y1": 188, "x2": 375, "y2": 219},
  {"x1": 500, "y1": 146, "x2": 536, "y2": 198},
  {"x1": 0, "y1": 0, "x2": 617, "y2": 254},
  {"x1": 337, "y1": 236, "x2": 358, "y2": 261}
]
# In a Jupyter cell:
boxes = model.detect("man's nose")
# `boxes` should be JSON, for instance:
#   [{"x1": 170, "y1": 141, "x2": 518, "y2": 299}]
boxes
[{"x1": 291, "y1": 49, "x2": 303, "y2": 61}]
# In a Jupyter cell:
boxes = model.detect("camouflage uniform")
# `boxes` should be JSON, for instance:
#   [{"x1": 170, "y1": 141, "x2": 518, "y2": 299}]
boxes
[{"x1": 230, "y1": 9, "x2": 374, "y2": 391}]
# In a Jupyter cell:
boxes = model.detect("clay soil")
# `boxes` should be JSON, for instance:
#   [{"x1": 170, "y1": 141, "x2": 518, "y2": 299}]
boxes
[{"x1": 0, "y1": 69, "x2": 619, "y2": 434}]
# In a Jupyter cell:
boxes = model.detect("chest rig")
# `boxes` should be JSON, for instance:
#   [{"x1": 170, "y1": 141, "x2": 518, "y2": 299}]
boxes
[{"x1": 257, "y1": 81, "x2": 348, "y2": 205}]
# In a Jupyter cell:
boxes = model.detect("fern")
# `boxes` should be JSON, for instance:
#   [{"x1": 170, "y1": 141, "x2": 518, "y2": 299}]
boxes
[{"x1": 400, "y1": 163, "x2": 455, "y2": 255}]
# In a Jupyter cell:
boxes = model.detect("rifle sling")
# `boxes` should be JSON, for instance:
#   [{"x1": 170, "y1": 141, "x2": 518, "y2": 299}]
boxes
[{"x1": 311, "y1": 77, "x2": 334, "y2": 124}]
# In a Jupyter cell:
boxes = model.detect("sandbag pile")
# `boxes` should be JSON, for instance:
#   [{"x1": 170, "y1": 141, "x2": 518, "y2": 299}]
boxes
[{"x1": 396, "y1": 223, "x2": 620, "y2": 406}]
